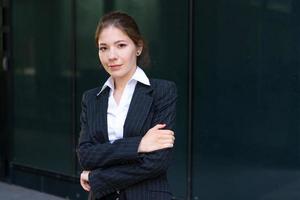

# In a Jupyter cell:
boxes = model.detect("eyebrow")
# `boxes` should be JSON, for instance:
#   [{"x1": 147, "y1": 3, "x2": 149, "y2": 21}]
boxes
[{"x1": 99, "y1": 40, "x2": 128, "y2": 46}]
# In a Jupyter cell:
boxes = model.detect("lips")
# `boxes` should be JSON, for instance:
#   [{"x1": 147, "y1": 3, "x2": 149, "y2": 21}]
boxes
[{"x1": 108, "y1": 64, "x2": 122, "y2": 70}]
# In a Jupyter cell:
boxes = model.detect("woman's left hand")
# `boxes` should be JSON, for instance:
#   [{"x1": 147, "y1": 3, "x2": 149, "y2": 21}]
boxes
[{"x1": 80, "y1": 170, "x2": 91, "y2": 191}]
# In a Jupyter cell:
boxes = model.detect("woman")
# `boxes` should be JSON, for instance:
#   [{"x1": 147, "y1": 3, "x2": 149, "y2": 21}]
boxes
[{"x1": 77, "y1": 11, "x2": 177, "y2": 200}]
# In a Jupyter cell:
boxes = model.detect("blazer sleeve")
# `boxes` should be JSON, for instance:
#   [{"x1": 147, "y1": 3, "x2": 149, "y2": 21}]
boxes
[
  {"x1": 88, "y1": 81, "x2": 177, "y2": 198},
  {"x1": 77, "y1": 92, "x2": 143, "y2": 170}
]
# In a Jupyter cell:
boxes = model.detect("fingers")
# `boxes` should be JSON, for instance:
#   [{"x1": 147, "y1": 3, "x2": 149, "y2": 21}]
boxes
[
  {"x1": 150, "y1": 124, "x2": 175, "y2": 137},
  {"x1": 157, "y1": 129, "x2": 174, "y2": 136},
  {"x1": 157, "y1": 134, "x2": 175, "y2": 141},
  {"x1": 157, "y1": 136, "x2": 175, "y2": 147},
  {"x1": 162, "y1": 143, "x2": 174, "y2": 148},
  {"x1": 80, "y1": 177, "x2": 91, "y2": 191},
  {"x1": 152, "y1": 124, "x2": 166, "y2": 130},
  {"x1": 151, "y1": 129, "x2": 175, "y2": 150},
  {"x1": 151, "y1": 129, "x2": 175, "y2": 146},
  {"x1": 80, "y1": 171, "x2": 91, "y2": 192},
  {"x1": 158, "y1": 135, "x2": 175, "y2": 142},
  {"x1": 139, "y1": 126, "x2": 175, "y2": 153}
]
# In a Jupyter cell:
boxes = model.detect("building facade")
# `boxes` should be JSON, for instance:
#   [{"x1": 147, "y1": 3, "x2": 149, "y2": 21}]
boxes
[{"x1": 1, "y1": 0, "x2": 300, "y2": 200}]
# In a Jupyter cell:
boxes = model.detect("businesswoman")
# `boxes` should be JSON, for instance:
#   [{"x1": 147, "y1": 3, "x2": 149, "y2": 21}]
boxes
[{"x1": 77, "y1": 11, "x2": 177, "y2": 200}]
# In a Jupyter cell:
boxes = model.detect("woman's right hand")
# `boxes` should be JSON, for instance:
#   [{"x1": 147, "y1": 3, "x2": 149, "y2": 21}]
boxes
[
  {"x1": 80, "y1": 170, "x2": 91, "y2": 192},
  {"x1": 138, "y1": 124, "x2": 175, "y2": 153}
]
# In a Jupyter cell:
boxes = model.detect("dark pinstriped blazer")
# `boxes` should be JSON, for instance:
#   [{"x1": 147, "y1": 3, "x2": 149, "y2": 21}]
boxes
[{"x1": 77, "y1": 79, "x2": 177, "y2": 200}]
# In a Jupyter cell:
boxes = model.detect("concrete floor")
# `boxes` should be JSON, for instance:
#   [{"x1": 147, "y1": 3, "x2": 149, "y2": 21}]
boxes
[{"x1": 0, "y1": 182, "x2": 65, "y2": 200}]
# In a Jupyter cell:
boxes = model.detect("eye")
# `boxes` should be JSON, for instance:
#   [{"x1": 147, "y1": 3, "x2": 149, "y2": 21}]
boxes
[
  {"x1": 98, "y1": 46, "x2": 107, "y2": 52},
  {"x1": 117, "y1": 43, "x2": 127, "y2": 48}
]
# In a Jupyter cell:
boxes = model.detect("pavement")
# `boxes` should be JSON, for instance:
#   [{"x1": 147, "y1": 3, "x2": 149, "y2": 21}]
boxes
[{"x1": 0, "y1": 182, "x2": 65, "y2": 200}]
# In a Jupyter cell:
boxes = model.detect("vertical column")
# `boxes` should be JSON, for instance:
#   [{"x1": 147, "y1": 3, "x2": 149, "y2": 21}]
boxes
[
  {"x1": 0, "y1": 0, "x2": 12, "y2": 180},
  {"x1": 187, "y1": 0, "x2": 194, "y2": 199},
  {"x1": 70, "y1": 0, "x2": 78, "y2": 175}
]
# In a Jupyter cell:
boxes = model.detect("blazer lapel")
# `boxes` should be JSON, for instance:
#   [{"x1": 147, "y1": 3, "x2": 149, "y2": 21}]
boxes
[
  {"x1": 95, "y1": 87, "x2": 109, "y2": 143},
  {"x1": 124, "y1": 82, "x2": 153, "y2": 138}
]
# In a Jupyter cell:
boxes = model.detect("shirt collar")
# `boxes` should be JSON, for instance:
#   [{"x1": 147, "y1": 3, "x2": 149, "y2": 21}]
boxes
[
  {"x1": 131, "y1": 67, "x2": 150, "y2": 86},
  {"x1": 97, "y1": 66, "x2": 150, "y2": 96}
]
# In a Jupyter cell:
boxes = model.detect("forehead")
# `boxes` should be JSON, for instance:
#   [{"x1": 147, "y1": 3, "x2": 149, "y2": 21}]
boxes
[{"x1": 98, "y1": 26, "x2": 131, "y2": 45}]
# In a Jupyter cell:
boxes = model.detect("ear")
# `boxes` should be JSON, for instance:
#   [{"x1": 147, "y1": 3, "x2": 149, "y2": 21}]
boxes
[{"x1": 137, "y1": 40, "x2": 143, "y2": 52}]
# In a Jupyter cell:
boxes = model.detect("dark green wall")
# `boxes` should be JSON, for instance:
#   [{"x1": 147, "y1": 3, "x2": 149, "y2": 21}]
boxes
[
  {"x1": 193, "y1": 0, "x2": 300, "y2": 199},
  {"x1": 8, "y1": 0, "x2": 300, "y2": 200},
  {"x1": 12, "y1": 0, "x2": 74, "y2": 174}
]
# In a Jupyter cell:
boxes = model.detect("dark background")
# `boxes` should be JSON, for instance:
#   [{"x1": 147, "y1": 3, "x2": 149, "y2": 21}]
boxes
[{"x1": 1, "y1": 0, "x2": 300, "y2": 199}]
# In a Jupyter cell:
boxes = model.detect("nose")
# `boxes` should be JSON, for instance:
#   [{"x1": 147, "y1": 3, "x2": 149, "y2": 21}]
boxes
[{"x1": 107, "y1": 48, "x2": 117, "y2": 60}]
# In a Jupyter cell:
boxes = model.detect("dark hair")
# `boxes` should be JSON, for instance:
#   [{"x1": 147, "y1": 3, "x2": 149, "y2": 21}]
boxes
[{"x1": 95, "y1": 11, "x2": 150, "y2": 67}]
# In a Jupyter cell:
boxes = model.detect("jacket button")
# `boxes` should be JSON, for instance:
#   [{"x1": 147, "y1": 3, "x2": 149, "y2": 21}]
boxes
[
  {"x1": 116, "y1": 190, "x2": 120, "y2": 194},
  {"x1": 116, "y1": 198, "x2": 119, "y2": 200}
]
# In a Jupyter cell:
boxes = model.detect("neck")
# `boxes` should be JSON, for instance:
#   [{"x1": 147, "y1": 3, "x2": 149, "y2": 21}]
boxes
[
  {"x1": 114, "y1": 78, "x2": 129, "y2": 91},
  {"x1": 114, "y1": 67, "x2": 137, "y2": 91}
]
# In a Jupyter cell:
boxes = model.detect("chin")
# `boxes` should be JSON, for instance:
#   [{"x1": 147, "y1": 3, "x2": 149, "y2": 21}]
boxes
[{"x1": 110, "y1": 71, "x2": 126, "y2": 79}]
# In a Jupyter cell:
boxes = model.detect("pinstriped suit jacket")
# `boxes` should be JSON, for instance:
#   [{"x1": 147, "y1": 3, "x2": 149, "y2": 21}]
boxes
[{"x1": 77, "y1": 79, "x2": 177, "y2": 200}]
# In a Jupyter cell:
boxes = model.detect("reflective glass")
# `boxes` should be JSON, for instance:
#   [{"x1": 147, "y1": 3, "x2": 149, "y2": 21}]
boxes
[
  {"x1": 12, "y1": 0, "x2": 74, "y2": 174},
  {"x1": 193, "y1": 1, "x2": 300, "y2": 199}
]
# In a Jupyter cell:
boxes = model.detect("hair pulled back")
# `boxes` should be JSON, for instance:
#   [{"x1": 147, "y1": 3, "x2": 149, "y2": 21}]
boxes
[{"x1": 95, "y1": 11, "x2": 150, "y2": 67}]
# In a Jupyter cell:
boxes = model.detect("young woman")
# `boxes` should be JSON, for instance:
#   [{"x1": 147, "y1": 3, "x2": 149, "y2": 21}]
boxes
[{"x1": 77, "y1": 11, "x2": 177, "y2": 200}]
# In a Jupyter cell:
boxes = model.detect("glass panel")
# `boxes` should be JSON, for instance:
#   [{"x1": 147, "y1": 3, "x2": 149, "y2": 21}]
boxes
[
  {"x1": 76, "y1": 0, "x2": 106, "y2": 94},
  {"x1": 12, "y1": 0, "x2": 74, "y2": 174},
  {"x1": 76, "y1": 1, "x2": 188, "y2": 198},
  {"x1": 0, "y1": 3, "x2": 4, "y2": 177},
  {"x1": 193, "y1": 1, "x2": 300, "y2": 199}
]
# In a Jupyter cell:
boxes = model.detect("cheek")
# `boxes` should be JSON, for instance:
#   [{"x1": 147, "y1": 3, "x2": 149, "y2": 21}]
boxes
[
  {"x1": 126, "y1": 51, "x2": 137, "y2": 62},
  {"x1": 99, "y1": 54, "x2": 106, "y2": 64},
  {"x1": 130, "y1": 53, "x2": 138, "y2": 64}
]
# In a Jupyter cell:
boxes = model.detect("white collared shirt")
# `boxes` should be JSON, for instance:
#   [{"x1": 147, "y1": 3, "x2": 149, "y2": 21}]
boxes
[{"x1": 99, "y1": 67, "x2": 150, "y2": 143}]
